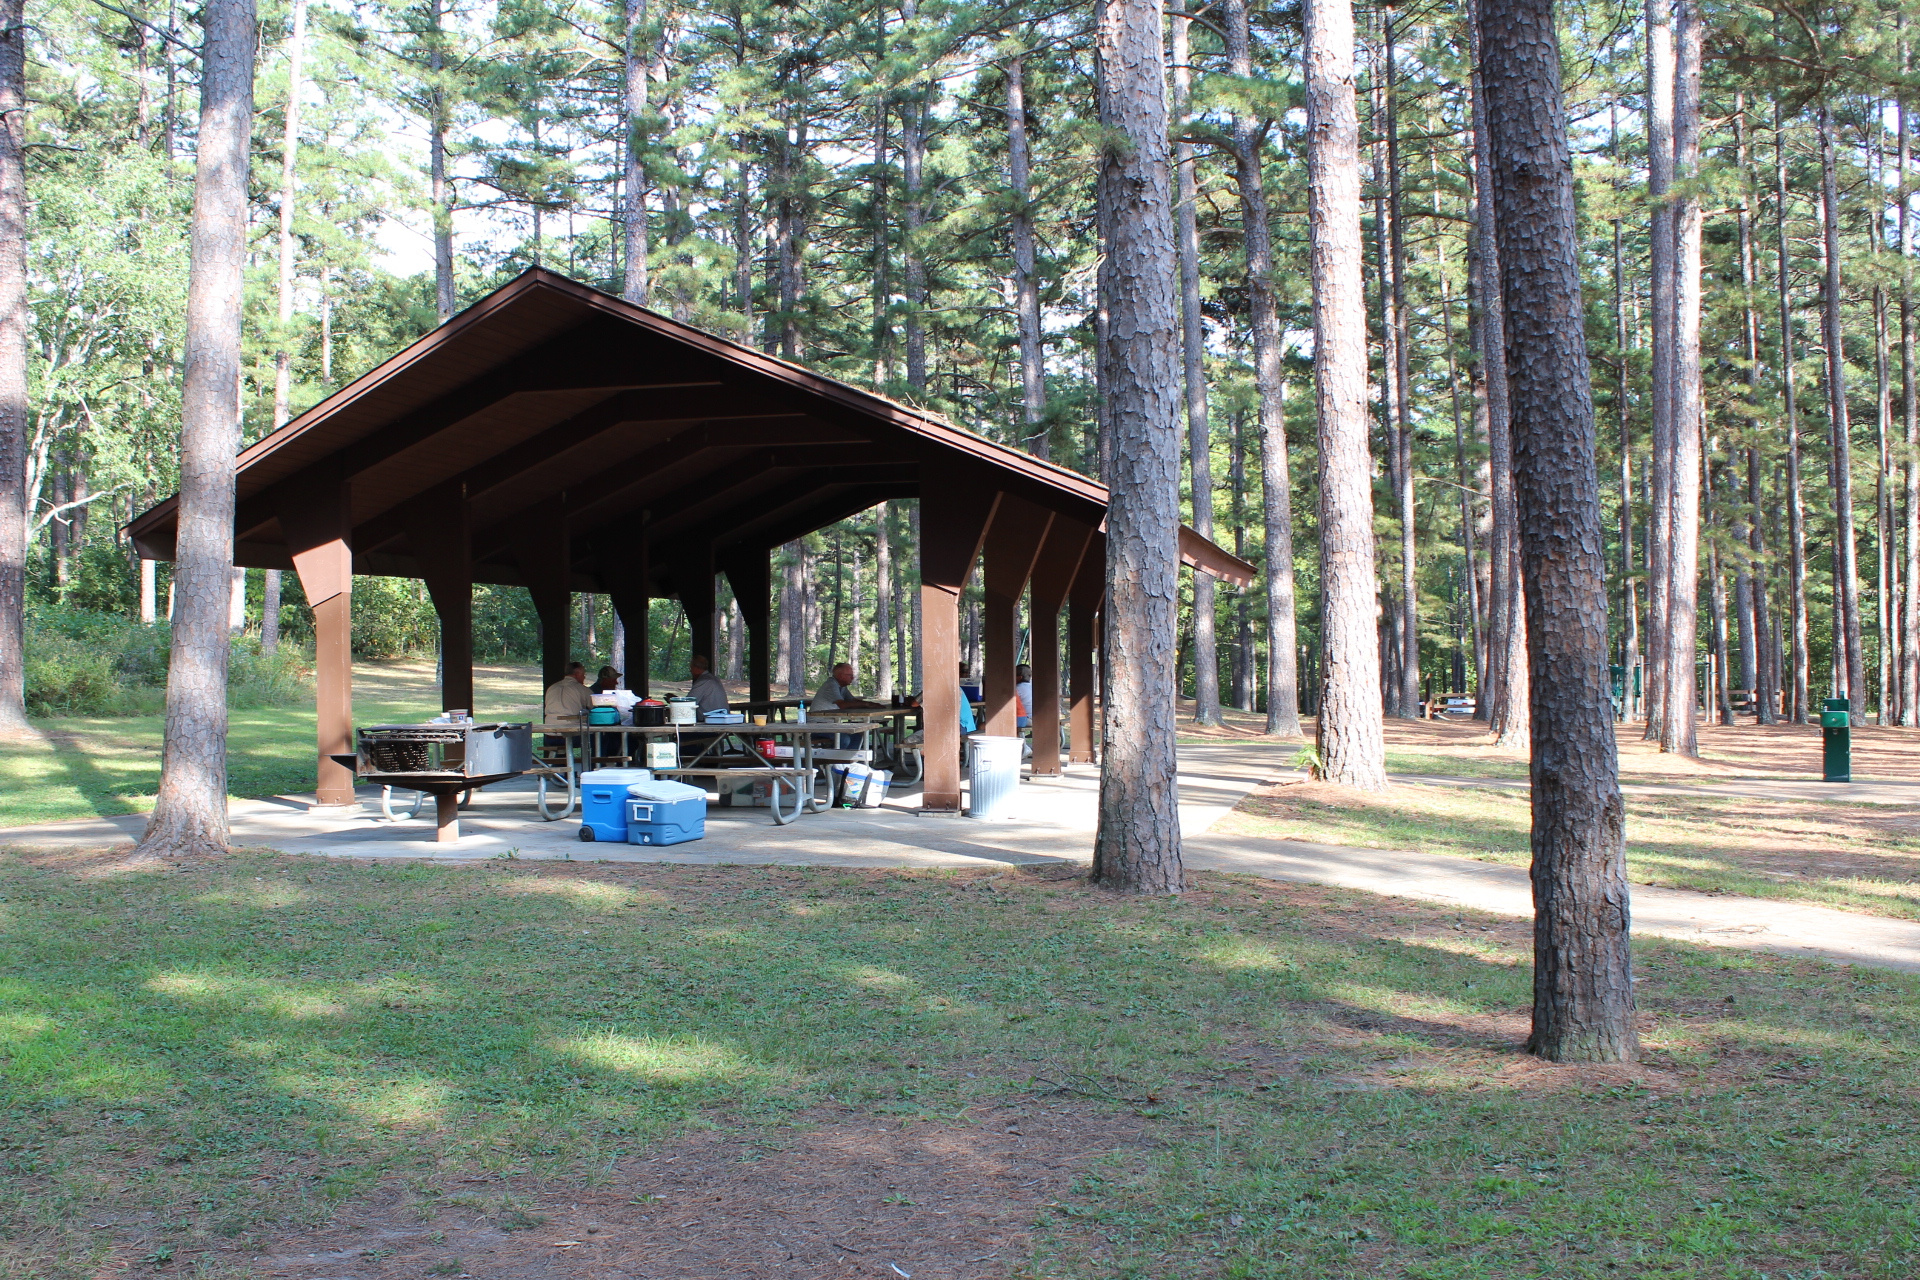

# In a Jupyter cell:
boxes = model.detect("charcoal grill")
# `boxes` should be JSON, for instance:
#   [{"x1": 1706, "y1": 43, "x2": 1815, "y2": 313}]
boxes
[{"x1": 348, "y1": 723, "x2": 533, "y2": 842}]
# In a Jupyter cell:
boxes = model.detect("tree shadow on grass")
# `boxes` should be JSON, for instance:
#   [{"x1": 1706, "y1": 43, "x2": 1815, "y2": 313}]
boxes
[{"x1": 5, "y1": 857, "x2": 1919, "y2": 1280}]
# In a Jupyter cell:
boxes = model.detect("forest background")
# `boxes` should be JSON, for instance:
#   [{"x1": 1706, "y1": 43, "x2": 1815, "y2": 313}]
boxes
[{"x1": 15, "y1": 0, "x2": 1903, "y2": 736}]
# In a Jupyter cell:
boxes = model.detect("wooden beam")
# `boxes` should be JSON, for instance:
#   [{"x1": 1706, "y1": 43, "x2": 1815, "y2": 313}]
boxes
[
  {"x1": 277, "y1": 466, "x2": 356, "y2": 806},
  {"x1": 405, "y1": 481, "x2": 474, "y2": 715},
  {"x1": 1068, "y1": 538, "x2": 1105, "y2": 765},
  {"x1": 720, "y1": 548, "x2": 772, "y2": 703},
  {"x1": 1027, "y1": 520, "x2": 1094, "y2": 775},
  {"x1": 919, "y1": 481, "x2": 1001, "y2": 812},
  {"x1": 981, "y1": 495, "x2": 1055, "y2": 736},
  {"x1": 512, "y1": 498, "x2": 572, "y2": 688}
]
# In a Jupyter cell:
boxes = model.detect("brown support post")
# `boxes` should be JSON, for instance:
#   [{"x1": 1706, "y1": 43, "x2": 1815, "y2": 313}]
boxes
[
  {"x1": 919, "y1": 483, "x2": 1001, "y2": 812},
  {"x1": 513, "y1": 499, "x2": 571, "y2": 688},
  {"x1": 1068, "y1": 541, "x2": 1104, "y2": 765},
  {"x1": 672, "y1": 545, "x2": 717, "y2": 671},
  {"x1": 722, "y1": 548, "x2": 772, "y2": 703},
  {"x1": 434, "y1": 790, "x2": 460, "y2": 842},
  {"x1": 1028, "y1": 520, "x2": 1095, "y2": 776},
  {"x1": 597, "y1": 522, "x2": 650, "y2": 696},
  {"x1": 407, "y1": 481, "x2": 473, "y2": 714},
  {"x1": 281, "y1": 468, "x2": 355, "y2": 806},
  {"x1": 981, "y1": 498, "x2": 1055, "y2": 736}
]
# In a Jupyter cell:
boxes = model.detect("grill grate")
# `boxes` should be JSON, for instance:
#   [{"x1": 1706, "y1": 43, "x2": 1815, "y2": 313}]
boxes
[{"x1": 367, "y1": 740, "x2": 433, "y2": 773}]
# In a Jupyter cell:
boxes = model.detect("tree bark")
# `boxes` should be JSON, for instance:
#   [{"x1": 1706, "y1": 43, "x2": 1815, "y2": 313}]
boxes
[
  {"x1": 1170, "y1": 4, "x2": 1221, "y2": 728},
  {"x1": 1090, "y1": 0, "x2": 1185, "y2": 891},
  {"x1": 1642, "y1": 0, "x2": 1675, "y2": 739},
  {"x1": 137, "y1": 0, "x2": 257, "y2": 859},
  {"x1": 271, "y1": 0, "x2": 306, "y2": 431},
  {"x1": 429, "y1": 0, "x2": 454, "y2": 321},
  {"x1": 1657, "y1": 0, "x2": 1703, "y2": 755},
  {"x1": 0, "y1": 0, "x2": 25, "y2": 734},
  {"x1": 622, "y1": 0, "x2": 652, "y2": 303},
  {"x1": 1305, "y1": 0, "x2": 1386, "y2": 790},
  {"x1": 1777, "y1": 104, "x2": 1810, "y2": 723},
  {"x1": 1904, "y1": 90, "x2": 1920, "y2": 725},
  {"x1": 1222, "y1": 0, "x2": 1300, "y2": 736},
  {"x1": 1477, "y1": 0, "x2": 1636, "y2": 1065},
  {"x1": 1735, "y1": 98, "x2": 1777, "y2": 724},
  {"x1": 1005, "y1": 51, "x2": 1048, "y2": 458},
  {"x1": 1469, "y1": 1, "x2": 1527, "y2": 747},
  {"x1": 1385, "y1": 13, "x2": 1419, "y2": 719},
  {"x1": 1820, "y1": 102, "x2": 1868, "y2": 710}
]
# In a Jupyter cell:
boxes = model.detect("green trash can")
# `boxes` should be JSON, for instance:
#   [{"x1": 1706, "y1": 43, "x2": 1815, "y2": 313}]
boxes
[{"x1": 1821, "y1": 697, "x2": 1851, "y2": 782}]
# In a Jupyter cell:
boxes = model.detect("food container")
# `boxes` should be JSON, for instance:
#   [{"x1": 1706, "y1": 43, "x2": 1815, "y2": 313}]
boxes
[
  {"x1": 634, "y1": 701, "x2": 668, "y2": 727},
  {"x1": 645, "y1": 741, "x2": 678, "y2": 769},
  {"x1": 668, "y1": 697, "x2": 699, "y2": 725},
  {"x1": 587, "y1": 706, "x2": 621, "y2": 725}
]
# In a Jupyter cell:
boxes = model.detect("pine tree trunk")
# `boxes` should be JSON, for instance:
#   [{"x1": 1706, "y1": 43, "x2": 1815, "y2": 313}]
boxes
[
  {"x1": 1659, "y1": 0, "x2": 1703, "y2": 756},
  {"x1": 1477, "y1": 0, "x2": 1636, "y2": 1065},
  {"x1": 1469, "y1": 2, "x2": 1528, "y2": 748},
  {"x1": 0, "y1": 0, "x2": 25, "y2": 735},
  {"x1": 429, "y1": 0, "x2": 453, "y2": 321},
  {"x1": 1090, "y1": 0, "x2": 1185, "y2": 892},
  {"x1": 1385, "y1": 14, "x2": 1419, "y2": 719},
  {"x1": 1820, "y1": 102, "x2": 1868, "y2": 709},
  {"x1": 1903, "y1": 91, "x2": 1920, "y2": 726},
  {"x1": 1642, "y1": 0, "x2": 1675, "y2": 739},
  {"x1": 1171, "y1": 5, "x2": 1221, "y2": 729},
  {"x1": 1222, "y1": 0, "x2": 1300, "y2": 736},
  {"x1": 1613, "y1": 162, "x2": 1640, "y2": 720},
  {"x1": 1735, "y1": 99, "x2": 1777, "y2": 724},
  {"x1": 271, "y1": 0, "x2": 306, "y2": 431},
  {"x1": 1005, "y1": 51, "x2": 1048, "y2": 458},
  {"x1": 1305, "y1": 0, "x2": 1386, "y2": 790},
  {"x1": 137, "y1": 0, "x2": 256, "y2": 859},
  {"x1": 901, "y1": 47, "x2": 928, "y2": 398},
  {"x1": 622, "y1": 0, "x2": 651, "y2": 303},
  {"x1": 1778, "y1": 104, "x2": 1810, "y2": 723}
]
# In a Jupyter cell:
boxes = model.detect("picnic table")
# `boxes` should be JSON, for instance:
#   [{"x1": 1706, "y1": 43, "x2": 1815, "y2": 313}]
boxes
[{"x1": 534, "y1": 718, "x2": 886, "y2": 820}]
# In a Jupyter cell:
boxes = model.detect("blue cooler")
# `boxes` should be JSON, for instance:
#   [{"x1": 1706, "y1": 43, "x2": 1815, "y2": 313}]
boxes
[
  {"x1": 578, "y1": 768, "x2": 653, "y2": 842},
  {"x1": 625, "y1": 780, "x2": 708, "y2": 846}
]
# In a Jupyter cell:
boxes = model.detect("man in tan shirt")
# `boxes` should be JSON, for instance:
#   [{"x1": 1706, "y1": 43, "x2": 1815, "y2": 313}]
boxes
[{"x1": 544, "y1": 662, "x2": 594, "y2": 724}]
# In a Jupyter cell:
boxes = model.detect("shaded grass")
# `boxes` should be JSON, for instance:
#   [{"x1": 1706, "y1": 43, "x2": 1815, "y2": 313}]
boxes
[
  {"x1": 1223, "y1": 780, "x2": 1920, "y2": 921},
  {"x1": 3, "y1": 853, "x2": 1919, "y2": 1278},
  {"x1": 0, "y1": 662, "x2": 543, "y2": 829}
]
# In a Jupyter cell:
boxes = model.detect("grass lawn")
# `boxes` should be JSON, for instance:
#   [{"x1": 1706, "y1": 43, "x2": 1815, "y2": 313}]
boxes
[
  {"x1": 5, "y1": 851, "x2": 1919, "y2": 1278},
  {"x1": 0, "y1": 662, "x2": 544, "y2": 829},
  {"x1": 1224, "y1": 778, "x2": 1920, "y2": 922}
]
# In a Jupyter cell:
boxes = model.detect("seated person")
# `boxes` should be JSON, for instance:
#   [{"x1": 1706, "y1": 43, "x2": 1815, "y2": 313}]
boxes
[
  {"x1": 958, "y1": 663, "x2": 977, "y2": 734},
  {"x1": 813, "y1": 662, "x2": 883, "y2": 749},
  {"x1": 1015, "y1": 663, "x2": 1033, "y2": 731},
  {"x1": 812, "y1": 662, "x2": 886, "y2": 712},
  {"x1": 688, "y1": 654, "x2": 731, "y2": 718},
  {"x1": 590, "y1": 665, "x2": 621, "y2": 694},
  {"x1": 544, "y1": 662, "x2": 594, "y2": 723}
]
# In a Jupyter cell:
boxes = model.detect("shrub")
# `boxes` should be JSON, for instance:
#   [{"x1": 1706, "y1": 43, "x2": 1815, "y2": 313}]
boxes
[{"x1": 22, "y1": 604, "x2": 313, "y2": 718}]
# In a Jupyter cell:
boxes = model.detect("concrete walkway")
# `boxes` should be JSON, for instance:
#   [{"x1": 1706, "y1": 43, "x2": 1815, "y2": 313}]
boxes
[
  {"x1": 1394, "y1": 771, "x2": 1920, "y2": 807},
  {"x1": 7, "y1": 742, "x2": 1920, "y2": 972}
]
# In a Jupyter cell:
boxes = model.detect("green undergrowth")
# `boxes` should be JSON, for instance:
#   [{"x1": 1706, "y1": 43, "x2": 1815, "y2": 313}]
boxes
[
  {"x1": 2, "y1": 855, "x2": 1916, "y2": 1278},
  {"x1": 0, "y1": 662, "x2": 542, "y2": 830}
]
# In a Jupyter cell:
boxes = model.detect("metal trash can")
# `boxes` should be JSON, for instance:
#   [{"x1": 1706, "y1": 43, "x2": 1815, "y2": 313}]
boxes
[
  {"x1": 967, "y1": 734, "x2": 1024, "y2": 819},
  {"x1": 1822, "y1": 697, "x2": 1851, "y2": 782}
]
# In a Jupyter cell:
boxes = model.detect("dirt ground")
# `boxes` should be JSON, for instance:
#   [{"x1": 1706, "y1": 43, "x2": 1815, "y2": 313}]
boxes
[
  {"x1": 1174, "y1": 696, "x2": 1920, "y2": 784},
  {"x1": 208, "y1": 1102, "x2": 1141, "y2": 1280}
]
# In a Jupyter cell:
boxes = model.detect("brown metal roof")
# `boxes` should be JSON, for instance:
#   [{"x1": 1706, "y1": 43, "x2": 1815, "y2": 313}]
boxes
[{"x1": 130, "y1": 268, "x2": 1256, "y2": 591}]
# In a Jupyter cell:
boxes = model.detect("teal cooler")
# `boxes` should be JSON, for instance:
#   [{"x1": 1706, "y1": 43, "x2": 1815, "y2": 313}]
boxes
[
  {"x1": 626, "y1": 780, "x2": 708, "y2": 846},
  {"x1": 578, "y1": 768, "x2": 654, "y2": 842}
]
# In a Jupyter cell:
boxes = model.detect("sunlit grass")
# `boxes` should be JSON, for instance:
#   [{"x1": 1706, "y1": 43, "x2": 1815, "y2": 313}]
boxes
[{"x1": 3, "y1": 854, "x2": 1919, "y2": 1278}]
